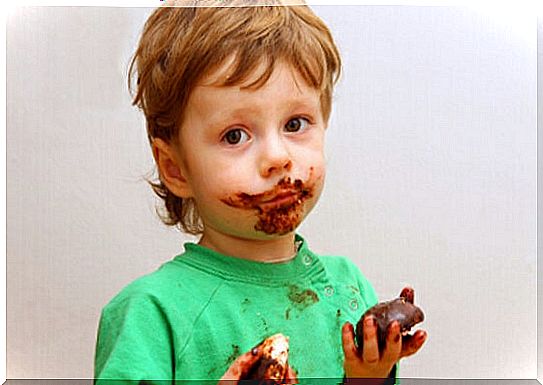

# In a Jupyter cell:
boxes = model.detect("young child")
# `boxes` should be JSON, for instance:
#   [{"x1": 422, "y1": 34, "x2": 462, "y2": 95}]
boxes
[{"x1": 93, "y1": 1, "x2": 427, "y2": 383}]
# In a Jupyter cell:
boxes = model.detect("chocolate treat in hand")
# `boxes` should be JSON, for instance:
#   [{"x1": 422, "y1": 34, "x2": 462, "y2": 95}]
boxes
[
  {"x1": 355, "y1": 287, "x2": 424, "y2": 352},
  {"x1": 246, "y1": 333, "x2": 290, "y2": 384}
]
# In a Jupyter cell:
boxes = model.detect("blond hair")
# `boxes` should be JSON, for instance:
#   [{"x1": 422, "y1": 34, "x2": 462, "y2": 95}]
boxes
[{"x1": 129, "y1": 1, "x2": 341, "y2": 234}]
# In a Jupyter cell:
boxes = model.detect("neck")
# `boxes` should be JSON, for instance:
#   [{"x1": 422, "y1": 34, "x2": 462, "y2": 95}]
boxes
[{"x1": 198, "y1": 227, "x2": 297, "y2": 263}]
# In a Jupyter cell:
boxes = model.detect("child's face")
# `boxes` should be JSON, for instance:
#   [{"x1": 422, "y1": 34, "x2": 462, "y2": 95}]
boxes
[{"x1": 167, "y1": 60, "x2": 326, "y2": 240}]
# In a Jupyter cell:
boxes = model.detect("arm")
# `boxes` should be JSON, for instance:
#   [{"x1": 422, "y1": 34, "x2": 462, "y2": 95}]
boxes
[{"x1": 94, "y1": 293, "x2": 175, "y2": 385}]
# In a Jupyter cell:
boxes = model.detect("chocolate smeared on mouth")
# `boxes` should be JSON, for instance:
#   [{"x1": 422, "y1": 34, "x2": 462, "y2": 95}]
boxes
[{"x1": 221, "y1": 172, "x2": 316, "y2": 235}]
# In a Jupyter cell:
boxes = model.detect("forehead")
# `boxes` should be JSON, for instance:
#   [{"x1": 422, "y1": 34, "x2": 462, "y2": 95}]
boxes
[
  {"x1": 189, "y1": 60, "x2": 321, "y2": 117},
  {"x1": 199, "y1": 54, "x2": 313, "y2": 94}
]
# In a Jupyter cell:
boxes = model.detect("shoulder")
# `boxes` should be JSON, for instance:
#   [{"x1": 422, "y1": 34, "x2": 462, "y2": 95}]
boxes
[
  {"x1": 94, "y1": 263, "x2": 185, "y2": 380},
  {"x1": 100, "y1": 258, "x2": 207, "y2": 319},
  {"x1": 318, "y1": 254, "x2": 370, "y2": 285},
  {"x1": 104, "y1": 260, "x2": 178, "y2": 305},
  {"x1": 99, "y1": 266, "x2": 173, "y2": 324},
  {"x1": 318, "y1": 254, "x2": 360, "y2": 274},
  {"x1": 100, "y1": 256, "x2": 225, "y2": 325}
]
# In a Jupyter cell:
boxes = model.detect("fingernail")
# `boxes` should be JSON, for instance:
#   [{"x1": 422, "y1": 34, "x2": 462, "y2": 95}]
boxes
[
  {"x1": 251, "y1": 347, "x2": 259, "y2": 355},
  {"x1": 365, "y1": 317, "x2": 375, "y2": 327}
]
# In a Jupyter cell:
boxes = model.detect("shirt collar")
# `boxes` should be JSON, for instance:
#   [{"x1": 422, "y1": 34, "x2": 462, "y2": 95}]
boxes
[{"x1": 174, "y1": 233, "x2": 323, "y2": 285}]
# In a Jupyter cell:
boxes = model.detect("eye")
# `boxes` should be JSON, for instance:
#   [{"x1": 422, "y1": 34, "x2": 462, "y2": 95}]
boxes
[
  {"x1": 285, "y1": 117, "x2": 309, "y2": 133},
  {"x1": 222, "y1": 128, "x2": 250, "y2": 145}
]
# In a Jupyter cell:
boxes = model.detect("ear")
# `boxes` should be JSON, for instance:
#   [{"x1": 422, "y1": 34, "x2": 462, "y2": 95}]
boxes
[{"x1": 152, "y1": 138, "x2": 194, "y2": 199}]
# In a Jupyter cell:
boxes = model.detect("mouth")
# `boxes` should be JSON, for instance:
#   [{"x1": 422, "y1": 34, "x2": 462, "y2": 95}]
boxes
[
  {"x1": 219, "y1": 171, "x2": 319, "y2": 235},
  {"x1": 258, "y1": 191, "x2": 300, "y2": 210},
  {"x1": 220, "y1": 172, "x2": 315, "y2": 213}
]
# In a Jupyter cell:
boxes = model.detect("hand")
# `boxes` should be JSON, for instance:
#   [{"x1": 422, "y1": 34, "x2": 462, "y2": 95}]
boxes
[
  {"x1": 218, "y1": 345, "x2": 298, "y2": 385},
  {"x1": 341, "y1": 317, "x2": 427, "y2": 383}
]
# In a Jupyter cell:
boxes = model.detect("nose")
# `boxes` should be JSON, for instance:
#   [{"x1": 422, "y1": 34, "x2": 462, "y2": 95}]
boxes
[{"x1": 258, "y1": 132, "x2": 293, "y2": 178}]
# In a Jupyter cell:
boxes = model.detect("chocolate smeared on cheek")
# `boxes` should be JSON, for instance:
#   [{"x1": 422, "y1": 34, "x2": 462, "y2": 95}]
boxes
[{"x1": 220, "y1": 172, "x2": 316, "y2": 235}]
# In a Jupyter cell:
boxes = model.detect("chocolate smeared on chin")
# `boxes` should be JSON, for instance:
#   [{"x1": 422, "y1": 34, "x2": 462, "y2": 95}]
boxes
[
  {"x1": 355, "y1": 287, "x2": 425, "y2": 353},
  {"x1": 221, "y1": 172, "x2": 315, "y2": 235}
]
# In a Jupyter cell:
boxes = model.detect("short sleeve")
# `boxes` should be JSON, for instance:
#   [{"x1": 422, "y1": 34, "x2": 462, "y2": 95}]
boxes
[{"x1": 94, "y1": 293, "x2": 175, "y2": 385}]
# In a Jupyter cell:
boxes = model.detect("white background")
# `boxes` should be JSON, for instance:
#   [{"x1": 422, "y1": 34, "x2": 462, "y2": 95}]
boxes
[{"x1": 5, "y1": 4, "x2": 538, "y2": 380}]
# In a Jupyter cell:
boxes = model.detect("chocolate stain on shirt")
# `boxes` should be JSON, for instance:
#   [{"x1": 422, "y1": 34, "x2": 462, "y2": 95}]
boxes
[
  {"x1": 335, "y1": 309, "x2": 344, "y2": 368},
  {"x1": 348, "y1": 285, "x2": 360, "y2": 294},
  {"x1": 288, "y1": 285, "x2": 319, "y2": 307},
  {"x1": 225, "y1": 344, "x2": 241, "y2": 366},
  {"x1": 260, "y1": 317, "x2": 270, "y2": 334},
  {"x1": 240, "y1": 298, "x2": 251, "y2": 313},
  {"x1": 285, "y1": 308, "x2": 291, "y2": 320},
  {"x1": 285, "y1": 284, "x2": 319, "y2": 320},
  {"x1": 220, "y1": 169, "x2": 317, "y2": 235}
]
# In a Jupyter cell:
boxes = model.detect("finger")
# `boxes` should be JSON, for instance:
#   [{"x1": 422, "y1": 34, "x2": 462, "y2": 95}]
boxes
[
  {"x1": 400, "y1": 330, "x2": 427, "y2": 359},
  {"x1": 381, "y1": 321, "x2": 402, "y2": 364},
  {"x1": 341, "y1": 322, "x2": 359, "y2": 361},
  {"x1": 285, "y1": 365, "x2": 299, "y2": 384},
  {"x1": 400, "y1": 287, "x2": 414, "y2": 303},
  {"x1": 219, "y1": 346, "x2": 262, "y2": 382},
  {"x1": 361, "y1": 316, "x2": 380, "y2": 366}
]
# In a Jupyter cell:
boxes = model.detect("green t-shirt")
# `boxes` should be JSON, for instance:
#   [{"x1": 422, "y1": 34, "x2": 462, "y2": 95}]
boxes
[{"x1": 94, "y1": 233, "x2": 396, "y2": 384}]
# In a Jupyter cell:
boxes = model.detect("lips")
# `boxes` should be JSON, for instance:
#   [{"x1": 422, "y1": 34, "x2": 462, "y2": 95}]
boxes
[
  {"x1": 261, "y1": 190, "x2": 298, "y2": 204},
  {"x1": 258, "y1": 192, "x2": 299, "y2": 210},
  {"x1": 220, "y1": 176, "x2": 312, "y2": 213}
]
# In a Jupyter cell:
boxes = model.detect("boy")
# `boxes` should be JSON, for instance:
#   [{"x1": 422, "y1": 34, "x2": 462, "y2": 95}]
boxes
[{"x1": 93, "y1": 1, "x2": 427, "y2": 384}]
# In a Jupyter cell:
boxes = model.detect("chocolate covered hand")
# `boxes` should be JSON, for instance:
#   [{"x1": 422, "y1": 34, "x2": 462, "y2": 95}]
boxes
[
  {"x1": 341, "y1": 287, "x2": 427, "y2": 383},
  {"x1": 218, "y1": 334, "x2": 298, "y2": 385}
]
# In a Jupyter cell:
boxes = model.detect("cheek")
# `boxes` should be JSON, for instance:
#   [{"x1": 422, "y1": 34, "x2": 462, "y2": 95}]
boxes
[
  {"x1": 306, "y1": 161, "x2": 326, "y2": 208},
  {"x1": 312, "y1": 168, "x2": 326, "y2": 202},
  {"x1": 192, "y1": 171, "x2": 248, "y2": 216},
  {"x1": 309, "y1": 153, "x2": 326, "y2": 185}
]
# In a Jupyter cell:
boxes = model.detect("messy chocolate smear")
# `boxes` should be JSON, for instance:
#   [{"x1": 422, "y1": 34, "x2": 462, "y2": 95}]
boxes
[
  {"x1": 240, "y1": 298, "x2": 251, "y2": 314},
  {"x1": 225, "y1": 344, "x2": 241, "y2": 366},
  {"x1": 284, "y1": 285, "x2": 319, "y2": 320},
  {"x1": 355, "y1": 287, "x2": 425, "y2": 353},
  {"x1": 348, "y1": 285, "x2": 360, "y2": 294},
  {"x1": 220, "y1": 171, "x2": 316, "y2": 235},
  {"x1": 287, "y1": 285, "x2": 319, "y2": 308}
]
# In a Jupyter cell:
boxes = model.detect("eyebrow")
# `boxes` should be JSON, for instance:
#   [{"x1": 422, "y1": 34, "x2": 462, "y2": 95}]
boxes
[{"x1": 228, "y1": 98, "x2": 320, "y2": 116}]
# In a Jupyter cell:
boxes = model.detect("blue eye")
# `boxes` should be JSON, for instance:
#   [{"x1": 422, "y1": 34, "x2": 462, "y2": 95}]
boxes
[
  {"x1": 285, "y1": 117, "x2": 309, "y2": 133},
  {"x1": 223, "y1": 129, "x2": 249, "y2": 145}
]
